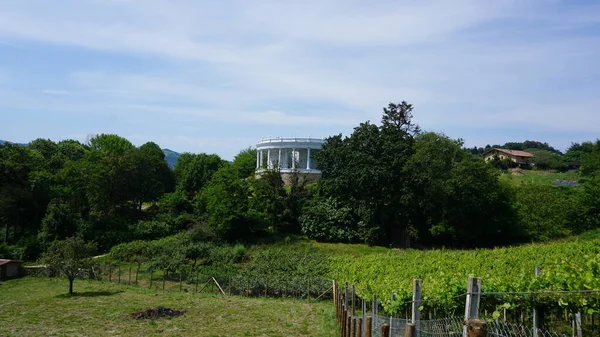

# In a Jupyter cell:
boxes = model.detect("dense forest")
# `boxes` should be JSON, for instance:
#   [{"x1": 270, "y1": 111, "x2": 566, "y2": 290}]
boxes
[{"x1": 2, "y1": 101, "x2": 600, "y2": 261}]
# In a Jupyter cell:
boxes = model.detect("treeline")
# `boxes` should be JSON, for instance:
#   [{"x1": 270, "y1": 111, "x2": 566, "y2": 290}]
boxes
[{"x1": 2, "y1": 102, "x2": 600, "y2": 260}]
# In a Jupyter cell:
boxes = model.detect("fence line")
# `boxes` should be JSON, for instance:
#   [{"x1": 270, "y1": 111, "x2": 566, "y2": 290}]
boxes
[{"x1": 331, "y1": 277, "x2": 587, "y2": 337}]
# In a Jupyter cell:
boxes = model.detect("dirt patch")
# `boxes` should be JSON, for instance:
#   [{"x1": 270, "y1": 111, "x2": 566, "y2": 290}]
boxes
[
  {"x1": 509, "y1": 168, "x2": 524, "y2": 176},
  {"x1": 128, "y1": 306, "x2": 185, "y2": 320}
]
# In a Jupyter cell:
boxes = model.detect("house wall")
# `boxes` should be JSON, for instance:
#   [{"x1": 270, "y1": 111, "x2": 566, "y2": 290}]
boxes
[{"x1": 2, "y1": 263, "x2": 21, "y2": 279}]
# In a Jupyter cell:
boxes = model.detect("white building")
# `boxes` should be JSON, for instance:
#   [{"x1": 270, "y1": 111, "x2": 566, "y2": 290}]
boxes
[{"x1": 256, "y1": 137, "x2": 324, "y2": 184}]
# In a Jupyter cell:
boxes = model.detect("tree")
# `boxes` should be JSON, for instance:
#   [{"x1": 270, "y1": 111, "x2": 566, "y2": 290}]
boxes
[
  {"x1": 41, "y1": 235, "x2": 97, "y2": 294},
  {"x1": 130, "y1": 142, "x2": 174, "y2": 211},
  {"x1": 109, "y1": 240, "x2": 151, "y2": 284},
  {"x1": 381, "y1": 101, "x2": 420, "y2": 135},
  {"x1": 174, "y1": 153, "x2": 227, "y2": 197},
  {"x1": 563, "y1": 141, "x2": 595, "y2": 164},
  {"x1": 526, "y1": 149, "x2": 565, "y2": 171},
  {"x1": 580, "y1": 140, "x2": 600, "y2": 177},
  {"x1": 315, "y1": 102, "x2": 417, "y2": 246},
  {"x1": 232, "y1": 148, "x2": 257, "y2": 179},
  {"x1": 198, "y1": 166, "x2": 251, "y2": 240}
]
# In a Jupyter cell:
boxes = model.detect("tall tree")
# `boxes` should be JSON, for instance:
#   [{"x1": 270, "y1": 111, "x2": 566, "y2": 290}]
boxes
[
  {"x1": 130, "y1": 142, "x2": 174, "y2": 211},
  {"x1": 314, "y1": 102, "x2": 416, "y2": 245}
]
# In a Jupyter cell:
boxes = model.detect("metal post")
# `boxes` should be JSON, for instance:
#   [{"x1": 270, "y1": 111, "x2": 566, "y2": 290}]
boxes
[
  {"x1": 464, "y1": 277, "x2": 482, "y2": 337},
  {"x1": 412, "y1": 279, "x2": 422, "y2": 337}
]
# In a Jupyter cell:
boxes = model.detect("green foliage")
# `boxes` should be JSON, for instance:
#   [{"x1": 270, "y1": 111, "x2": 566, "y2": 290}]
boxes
[
  {"x1": 581, "y1": 140, "x2": 600, "y2": 177},
  {"x1": 514, "y1": 184, "x2": 584, "y2": 241},
  {"x1": 231, "y1": 147, "x2": 257, "y2": 179},
  {"x1": 129, "y1": 220, "x2": 174, "y2": 241},
  {"x1": 40, "y1": 235, "x2": 97, "y2": 294},
  {"x1": 300, "y1": 197, "x2": 361, "y2": 243},
  {"x1": 527, "y1": 148, "x2": 565, "y2": 171},
  {"x1": 174, "y1": 153, "x2": 227, "y2": 196},
  {"x1": 330, "y1": 239, "x2": 600, "y2": 315},
  {"x1": 157, "y1": 190, "x2": 193, "y2": 216}
]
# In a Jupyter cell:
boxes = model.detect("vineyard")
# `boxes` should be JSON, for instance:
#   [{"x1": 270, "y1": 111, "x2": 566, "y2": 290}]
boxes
[{"x1": 329, "y1": 237, "x2": 600, "y2": 335}]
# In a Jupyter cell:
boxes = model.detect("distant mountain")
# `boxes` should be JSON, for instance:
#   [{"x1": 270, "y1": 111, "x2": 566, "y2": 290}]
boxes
[
  {"x1": 0, "y1": 140, "x2": 26, "y2": 146},
  {"x1": 162, "y1": 149, "x2": 180, "y2": 169}
]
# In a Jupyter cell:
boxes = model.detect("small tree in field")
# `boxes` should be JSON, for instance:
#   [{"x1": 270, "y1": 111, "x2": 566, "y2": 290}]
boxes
[{"x1": 41, "y1": 235, "x2": 97, "y2": 294}]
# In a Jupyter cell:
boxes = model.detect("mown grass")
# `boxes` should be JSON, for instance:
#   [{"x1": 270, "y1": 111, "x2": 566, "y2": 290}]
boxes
[{"x1": 0, "y1": 277, "x2": 338, "y2": 337}]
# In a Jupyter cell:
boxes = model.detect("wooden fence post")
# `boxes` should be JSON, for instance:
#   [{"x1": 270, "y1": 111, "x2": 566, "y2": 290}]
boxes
[
  {"x1": 352, "y1": 285, "x2": 356, "y2": 316},
  {"x1": 465, "y1": 318, "x2": 487, "y2": 337},
  {"x1": 412, "y1": 279, "x2": 422, "y2": 337},
  {"x1": 381, "y1": 323, "x2": 390, "y2": 337},
  {"x1": 463, "y1": 277, "x2": 482, "y2": 337},
  {"x1": 405, "y1": 322, "x2": 416, "y2": 337},
  {"x1": 128, "y1": 266, "x2": 132, "y2": 285},
  {"x1": 345, "y1": 314, "x2": 352, "y2": 337},
  {"x1": 365, "y1": 316, "x2": 372, "y2": 337},
  {"x1": 357, "y1": 317, "x2": 363, "y2": 337}
]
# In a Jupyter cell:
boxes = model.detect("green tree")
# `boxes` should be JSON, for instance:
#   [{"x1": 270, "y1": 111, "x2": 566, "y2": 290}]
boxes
[
  {"x1": 580, "y1": 140, "x2": 600, "y2": 177},
  {"x1": 563, "y1": 141, "x2": 595, "y2": 164},
  {"x1": 130, "y1": 142, "x2": 174, "y2": 211},
  {"x1": 526, "y1": 149, "x2": 565, "y2": 171},
  {"x1": 174, "y1": 153, "x2": 227, "y2": 197},
  {"x1": 109, "y1": 240, "x2": 151, "y2": 284},
  {"x1": 40, "y1": 235, "x2": 97, "y2": 294},
  {"x1": 198, "y1": 166, "x2": 251, "y2": 240},
  {"x1": 247, "y1": 170, "x2": 286, "y2": 234},
  {"x1": 315, "y1": 102, "x2": 417, "y2": 246},
  {"x1": 232, "y1": 148, "x2": 257, "y2": 179}
]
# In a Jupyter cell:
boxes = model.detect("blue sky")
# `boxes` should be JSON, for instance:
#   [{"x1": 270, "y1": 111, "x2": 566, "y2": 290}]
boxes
[{"x1": 0, "y1": 0, "x2": 599, "y2": 160}]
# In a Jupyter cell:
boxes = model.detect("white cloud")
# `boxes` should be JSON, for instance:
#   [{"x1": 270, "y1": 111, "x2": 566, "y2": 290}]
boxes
[{"x1": 41, "y1": 90, "x2": 71, "y2": 95}]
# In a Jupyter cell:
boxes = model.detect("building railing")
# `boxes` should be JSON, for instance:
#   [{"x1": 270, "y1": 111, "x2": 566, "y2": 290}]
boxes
[{"x1": 257, "y1": 137, "x2": 325, "y2": 145}]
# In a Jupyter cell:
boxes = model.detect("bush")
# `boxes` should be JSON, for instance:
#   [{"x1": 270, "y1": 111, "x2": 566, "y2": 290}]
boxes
[{"x1": 130, "y1": 220, "x2": 173, "y2": 241}]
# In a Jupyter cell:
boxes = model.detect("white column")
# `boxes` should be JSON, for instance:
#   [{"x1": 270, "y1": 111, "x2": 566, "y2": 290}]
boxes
[
  {"x1": 292, "y1": 148, "x2": 296, "y2": 169},
  {"x1": 278, "y1": 148, "x2": 282, "y2": 168},
  {"x1": 256, "y1": 149, "x2": 260, "y2": 169},
  {"x1": 267, "y1": 149, "x2": 271, "y2": 169},
  {"x1": 307, "y1": 148, "x2": 311, "y2": 170}
]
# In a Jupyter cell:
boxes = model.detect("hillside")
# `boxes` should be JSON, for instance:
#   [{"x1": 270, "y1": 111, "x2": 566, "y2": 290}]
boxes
[{"x1": 162, "y1": 148, "x2": 180, "y2": 168}]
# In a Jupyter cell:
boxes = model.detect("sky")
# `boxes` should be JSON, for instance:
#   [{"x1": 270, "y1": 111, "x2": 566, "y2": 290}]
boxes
[{"x1": 0, "y1": 0, "x2": 599, "y2": 160}]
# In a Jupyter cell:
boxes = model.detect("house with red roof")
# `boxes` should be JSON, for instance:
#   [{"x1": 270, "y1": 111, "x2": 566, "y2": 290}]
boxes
[{"x1": 483, "y1": 148, "x2": 535, "y2": 167}]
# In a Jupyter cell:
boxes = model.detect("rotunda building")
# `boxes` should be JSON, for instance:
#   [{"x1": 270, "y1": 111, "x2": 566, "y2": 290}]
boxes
[{"x1": 255, "y1": 137, "x2": 324, "y2": 184}]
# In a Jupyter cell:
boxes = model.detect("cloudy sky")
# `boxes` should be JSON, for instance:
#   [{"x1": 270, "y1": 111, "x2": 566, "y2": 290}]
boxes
[{"x1": 0, "y1": 0, "x2": 599, "y2": 159}]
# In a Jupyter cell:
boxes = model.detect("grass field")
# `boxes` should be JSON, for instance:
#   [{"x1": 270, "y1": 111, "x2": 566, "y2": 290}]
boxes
[
  {"x1": 500, "y1": 169, "x2": 580, "y2": 186},
  {"x1": 0, "y1": 277, "x2": 338, "y2": 337}
]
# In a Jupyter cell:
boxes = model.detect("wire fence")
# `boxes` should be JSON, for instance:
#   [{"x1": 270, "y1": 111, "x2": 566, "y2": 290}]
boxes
[
  {"x1": 333, "y1": 280, "x2": 583, "y2": 337},
  {"x1": 24, "y1": 263, "x2": 334, "y2": 301}
]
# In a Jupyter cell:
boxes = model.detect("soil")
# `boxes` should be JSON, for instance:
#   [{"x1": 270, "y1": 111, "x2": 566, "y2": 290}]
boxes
[{"x1": 128, "y1": 306, "x2": 185, "y2": 320}]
